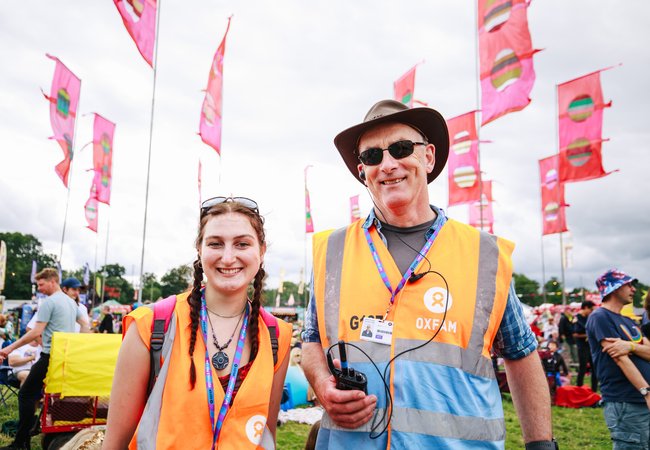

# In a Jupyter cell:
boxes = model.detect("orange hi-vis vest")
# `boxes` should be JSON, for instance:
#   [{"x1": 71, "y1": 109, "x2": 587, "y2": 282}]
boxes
[
  {"x1": 312, "y1": 218, "x2": 514, "y2": 449},
  {"x1": 125, "y1": 292, "x2": 291, "y2": 450}
]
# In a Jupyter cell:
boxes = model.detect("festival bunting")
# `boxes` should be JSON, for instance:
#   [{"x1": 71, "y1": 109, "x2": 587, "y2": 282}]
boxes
[
  {"x1": 478, "y1": 0, "x2": 539, "y2": 125},
  {"x1": 85, "y1": 184, "x2": 99, "y2": 233},
  {"x1": 447, "y1": 111, "x2": 481, "y2": 206},
  {"x1": 43, "y1": 54, "x2": 81, "y2": 187},
  {"x1": 394, "y1": 65, "x2": 417, "y2": 108},
  {"x1": 114, "y1": 0, "x2": 157, "y2": 66},
  {"x1": 350, "y1": 195, "x2": 361, "y2": 223},
  {"x1": 468, "y1": 180, "x2": 494, "y2": 233},
  {"x1": 539, "y1": 155, "x2": 568, "y2": 235},
  {"x1": 557, "y1": 70, "x2": 614, "y2": 183},
  {"x1": 92, "y1": 114, "x2": 115, "y2": 205},
  {"x1": 199, "y1": 17, "x2": 231, "y2": 155}
]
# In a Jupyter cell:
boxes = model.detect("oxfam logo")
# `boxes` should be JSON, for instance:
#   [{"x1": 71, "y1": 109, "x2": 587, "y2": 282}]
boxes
[
  {"x1": 245, "y1": 415, "x2": 267, "y2": 445},
  {"x1": 424, "y1": 287, "x2": 452, "y2": 314}
]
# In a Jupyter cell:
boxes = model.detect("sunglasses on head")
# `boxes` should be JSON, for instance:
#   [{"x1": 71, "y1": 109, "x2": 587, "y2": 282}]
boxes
[
  {"x1": 357, "y1": 140, "x2": 427, "y2": 166},
  {"x1": 201, "y1": 196, "x2": 259, "y2": 214}
]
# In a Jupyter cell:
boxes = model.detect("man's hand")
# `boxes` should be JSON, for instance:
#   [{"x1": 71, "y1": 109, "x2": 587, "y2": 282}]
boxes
[
  {"x1": 602, "y1": 337, "x2": 633, "y2": 359},
  {"x1": 0, "y1": 348, "x2": 9, "y2": 363},
  {"x1": 317, "y1": 369, "x2": 377, "y2": 429}
]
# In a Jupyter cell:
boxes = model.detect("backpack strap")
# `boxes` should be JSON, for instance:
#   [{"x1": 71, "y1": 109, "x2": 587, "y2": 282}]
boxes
[
  {"x1": 259, "y1": 307, "x2": 279, "y2": 366},
  {"x1": 148, "y1": 295, "x2": 177, "y2": 395}
]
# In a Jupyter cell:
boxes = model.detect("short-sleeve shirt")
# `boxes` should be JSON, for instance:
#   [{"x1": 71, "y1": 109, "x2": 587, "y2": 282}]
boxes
[
  {"x1": 9, "y1": 343, "x2": 42, "y2": 375},
  {"x1": 36, "y1": 290, "x2": 82, "y2": 353},
  {"x1": 586, "y1": 307, "x2": 650, "y2": 403},
  {"x1": 573, "y1": 314, "x2": 589, "y2": 347}
]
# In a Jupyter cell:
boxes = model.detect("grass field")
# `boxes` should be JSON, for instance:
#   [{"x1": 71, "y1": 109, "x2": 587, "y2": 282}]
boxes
[{"x1": 0, "y1": 392, "x2": 611, "y2": 449}]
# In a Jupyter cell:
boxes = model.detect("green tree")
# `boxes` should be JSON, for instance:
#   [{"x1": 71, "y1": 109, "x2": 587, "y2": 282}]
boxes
[
  {"x1": 0, "y1": 232, "x2": 57, "y2": 299},
  {"x1": 634, "y1": 281, "x2": 649, "y2": 308},
  {"x1": 544, "y1": 277, "x2": 563, "y2": 304},
  {"x1": 99, "y1": 264, "x2": 134, "y2": 305},
  {"x1": 142, "y1": 272, "x2": 162, "y2": 302},
  {"x1": 160, "y1": 264, "x2": 193, "y2": 298},
  {"x1": 513, "y1": 273, "x2": 541, "y2": 306}
]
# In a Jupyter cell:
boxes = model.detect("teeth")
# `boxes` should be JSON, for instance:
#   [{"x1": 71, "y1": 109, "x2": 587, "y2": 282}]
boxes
[
  {"x1": 219, "y1": 268, "x2": 241, "y2": 274},
  {"x1": 382, "y1": 178, "x2": 404, "y2": 185}
]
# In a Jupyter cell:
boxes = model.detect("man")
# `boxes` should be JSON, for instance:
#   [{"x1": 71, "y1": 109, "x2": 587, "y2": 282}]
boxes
[
  {"x1": 0, "y1": 268, "x2": 90, "y2": 450},
  {"x1": 573, "y1": 300, "x2": 598, "y2": 392},
  {"x1": 61, "y1": 277, "x2": 90, "y2": 333},
  {"x1": 98, "y1": 305, "x2": 114, "y2": 334},
  {"x1": 586, "y1": 269, "x2": 650, "y2": 449},
  {"x1": 8, "y1": 336, "x2": 42, "y2": 386},
  {"x1": 558, "y1": 308, "x2": 576, "y2": 366},
  {"x1": 301, "y1": 100, "x2": 554, "y2": 449}
]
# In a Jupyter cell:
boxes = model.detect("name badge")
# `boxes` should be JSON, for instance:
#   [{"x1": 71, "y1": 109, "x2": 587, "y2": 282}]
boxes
[{"x1": 360, "y1": 317, "x2": 393, "y2": 345}]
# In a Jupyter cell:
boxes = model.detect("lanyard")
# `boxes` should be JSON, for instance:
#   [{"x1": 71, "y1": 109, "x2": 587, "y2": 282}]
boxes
[
  {"x1": 362, "y1": 216, "x2": 446, "y2": 311},
  {"x1": 200, "y1": 292, "x2": 250, "y2": 449}
]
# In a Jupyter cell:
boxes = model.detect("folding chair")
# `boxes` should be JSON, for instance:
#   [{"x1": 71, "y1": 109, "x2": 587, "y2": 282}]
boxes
[{"x1": 0, "y1": 363, "x2": 20, "y2": 408}]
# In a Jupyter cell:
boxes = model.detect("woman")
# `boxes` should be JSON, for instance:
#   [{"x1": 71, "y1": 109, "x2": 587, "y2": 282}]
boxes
[{"x1": 103, "y1": 197, "x2": 291, "y2": 450}]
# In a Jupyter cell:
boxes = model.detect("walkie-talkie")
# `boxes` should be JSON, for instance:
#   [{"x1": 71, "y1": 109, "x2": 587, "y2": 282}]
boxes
[{"x1": 327, "y1": 340, "x2": 368, "y2": 394}]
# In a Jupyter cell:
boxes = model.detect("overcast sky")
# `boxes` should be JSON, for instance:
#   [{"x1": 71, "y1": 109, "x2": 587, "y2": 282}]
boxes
[{"x1": 1, "y1": 1, "x2": 648, "y2": 295}]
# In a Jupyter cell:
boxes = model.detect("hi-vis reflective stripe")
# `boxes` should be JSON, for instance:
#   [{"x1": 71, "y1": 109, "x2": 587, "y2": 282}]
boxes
[
  {"x1": 321, "y1": 408, "x2": 389, "y2": 432},
  {"x1": 324, "y1": 227, "x2": 347, "y2": 341},
  {"x1": 323, "y1": 227, "x2": 500, "y2": 378},
  {"x1": 391, "y1": 407, "x2": 506, "y2": 441}
]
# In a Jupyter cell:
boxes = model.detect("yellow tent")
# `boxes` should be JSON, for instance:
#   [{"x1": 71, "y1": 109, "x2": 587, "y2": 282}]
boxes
[
  {"x1": 621, "y1": 304, "x2": 642, "y2": 322},
  {"x1": 45, "y1": 332, "x2": 122, "y2": 397}
]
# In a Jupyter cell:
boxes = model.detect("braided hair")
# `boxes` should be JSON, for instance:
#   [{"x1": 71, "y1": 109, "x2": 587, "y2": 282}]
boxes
[{"x1": 188, "y1": 201, "x2": 267, "y2": 389}]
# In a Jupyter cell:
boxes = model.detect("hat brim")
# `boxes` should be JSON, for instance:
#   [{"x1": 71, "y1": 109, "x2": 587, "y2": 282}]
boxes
[{"x1": 334, "y1": 107, "x2": 449, "y2": 184}]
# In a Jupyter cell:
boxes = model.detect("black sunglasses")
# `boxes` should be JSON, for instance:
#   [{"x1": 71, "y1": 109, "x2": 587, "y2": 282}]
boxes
[
  {"x1": 358, "y1": 140, "x2": 427, "y2": 166},
  {"x1": 201, "y1": 196, "x2": 259, "y2": 214}
]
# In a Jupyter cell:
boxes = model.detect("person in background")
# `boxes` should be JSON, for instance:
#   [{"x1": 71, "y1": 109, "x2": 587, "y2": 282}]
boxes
[
  {"x1": 0, "y1": 268, "x2": 90, "y2": 450},
  {"x1": 304, "y1": 420, "x2": 321, "y2": 450},
  {"x1": 573, "y1": 300, "x2": 598, "y2": 392},
  {"x1": 8, "y1": 336, "x2": 42, "y2": 386},
  {"x1": 587, "y1": 269, "x2": 650, "y2": 449},
  {"x1": 99, "y1": 305, "x2": 115, "y2": 334},
  {"x1": 558, "y1": 307, "x2": 576, "y2": 366},
  {"x1": 61, "y1": 277, "x2": 90, "y2": 333},
  {"x1": 641, "y1": 291, "x2": 650, "y2": 339}
]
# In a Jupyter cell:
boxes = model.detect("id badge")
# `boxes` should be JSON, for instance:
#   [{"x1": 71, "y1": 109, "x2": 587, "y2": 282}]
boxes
[{"x1": 360, "y1": 317, "x2": 393, "y2": 345}]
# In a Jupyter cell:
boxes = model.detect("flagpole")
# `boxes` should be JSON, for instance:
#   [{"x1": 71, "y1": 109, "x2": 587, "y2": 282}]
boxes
[
  {"x1": 101, "y1": 211, "x2": 111, "y2": 304},
  {"x1": 59, "y1": 82, "x2": 83, "y2": 267},
  {"x1": 473, "y1": 1, "x2": 485, "y2": 230},
  {"x1": 137, "y1": 0, "x2": 162, "y2": 303},
  {"x1": 555, "y1": 84, "x2": 567, "y2": 305}
]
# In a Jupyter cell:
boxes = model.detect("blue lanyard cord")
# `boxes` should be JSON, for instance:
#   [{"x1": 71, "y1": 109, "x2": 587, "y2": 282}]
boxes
[
  {"x1": 362, "y1": 217, "x2": 446, "y2": 312},
  {"x1": 199, "y1": 292, "x2": 250, "y2": 450}
]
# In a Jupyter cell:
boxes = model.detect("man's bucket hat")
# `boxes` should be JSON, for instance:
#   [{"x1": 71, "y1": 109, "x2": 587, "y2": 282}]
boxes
[{"x1": 595, "y1": 269, "x2": 638, "y2": 300}]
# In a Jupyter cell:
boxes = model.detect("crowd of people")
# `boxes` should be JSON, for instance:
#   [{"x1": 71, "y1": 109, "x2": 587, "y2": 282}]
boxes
[{"x1": 1, "y1": 99, "x2": 649, "y2": 450}]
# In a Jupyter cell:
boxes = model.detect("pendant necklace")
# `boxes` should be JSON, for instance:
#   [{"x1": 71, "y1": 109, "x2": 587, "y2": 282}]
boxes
[{"x1": 206, "y1": 304, "x2": 246, "y2": 370}]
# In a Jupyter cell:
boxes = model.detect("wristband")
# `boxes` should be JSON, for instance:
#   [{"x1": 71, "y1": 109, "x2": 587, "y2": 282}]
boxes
[
  {"x1": 631, "y1": 342, "x2": 636, "y2": 353},
  {"x1": 525, "y1": 439, "x2": 558, "y2": 450}
]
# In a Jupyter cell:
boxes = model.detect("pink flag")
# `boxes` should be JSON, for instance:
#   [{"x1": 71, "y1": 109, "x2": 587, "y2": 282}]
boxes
[
  {"x1": 478, "y1": 0, "x2": 539, "y2": 125},
  {"x1": 539, "y1": 155, "x2": 568, "y2": 235},
  {"x1": 114, "y1": 0, "x2": 157, "y2": 67},
  {"x1": 469, "y1": 180, "x2": 494, "y2": 233},
  {"x1": 199, "y1": 17, "x2": 232, "y2": 155},
  {"x1": 43, "y1": 54, "x2": 81, "y2": 187},
  {"x1": 85, "y1": 184, "x2": 99, "y2": 232},
  {"x1": 447, "y1": 111, "x2": 481, "y2": 206},
  {"x1": 305, "y1": 188, "x2": 314, "y2": 233},
  {"x1": 92, "y1": 114, "x2": 115, "y2": 205},
  {"x1": 350, "y1": 195, "x2": 361, "y2": 223},
  {"x1": 558, "y1": 70, "x2": 614, "y2": 183},
  {"x1": 394, "y1": 65, "x2": 417, "y2": 108}
]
